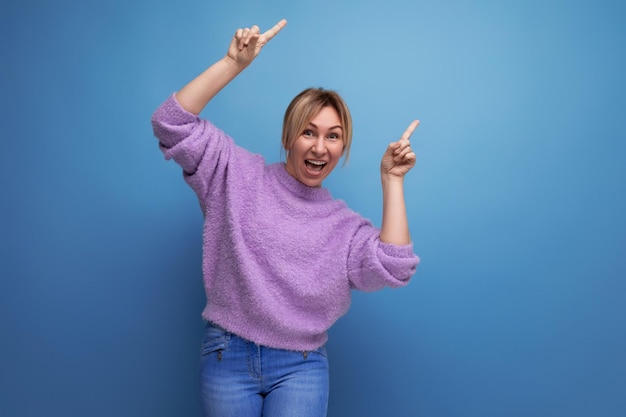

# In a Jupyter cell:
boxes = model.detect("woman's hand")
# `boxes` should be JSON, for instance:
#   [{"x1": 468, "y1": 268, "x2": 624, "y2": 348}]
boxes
[
  {"x1": 379, "y1": 120, "x2": 419, "y2": 244},
  {"x1": 175, "y1": 19, "x2": 287, "y2": 114},
  {"x1": 226, "y1": 19, "x2": 287, "y2": 68},
  {"x1": 380, "y1": 120, "x2": 419, "y2": 181}
]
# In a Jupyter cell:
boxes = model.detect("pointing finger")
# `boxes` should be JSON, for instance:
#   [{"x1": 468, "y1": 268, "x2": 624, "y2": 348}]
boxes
[
  {"x1": 262, "y1": 19, "x2": 287, "y2": 42},
  {"x1": 401, "y1": 120, "x2": 420, "y2": 142}
]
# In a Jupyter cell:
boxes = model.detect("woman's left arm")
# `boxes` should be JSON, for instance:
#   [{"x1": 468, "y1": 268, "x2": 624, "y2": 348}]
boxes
[{"x1": 379, "y1": 120, "x2": 419, "y2": 245}]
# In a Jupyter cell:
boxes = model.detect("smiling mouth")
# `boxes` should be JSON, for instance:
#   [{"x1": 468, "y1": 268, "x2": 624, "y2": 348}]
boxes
[{"x1": 305, "y1": 160, "x2": 327, "y2": 173}]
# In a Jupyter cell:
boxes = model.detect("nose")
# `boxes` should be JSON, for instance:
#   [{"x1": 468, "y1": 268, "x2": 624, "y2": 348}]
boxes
[{"x1": 312, "y1": 136, "x2": 326, "y2": 156}]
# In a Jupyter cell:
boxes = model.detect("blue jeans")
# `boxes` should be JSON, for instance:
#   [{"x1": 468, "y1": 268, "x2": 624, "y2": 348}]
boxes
[{"x1": 199, "y1": 321, "x2": 329, "y2": 417}]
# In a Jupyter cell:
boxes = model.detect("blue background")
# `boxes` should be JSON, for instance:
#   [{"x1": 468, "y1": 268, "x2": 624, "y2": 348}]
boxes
[{"x1": 2, "y1": 0, "x2": 625, "y2": 416}]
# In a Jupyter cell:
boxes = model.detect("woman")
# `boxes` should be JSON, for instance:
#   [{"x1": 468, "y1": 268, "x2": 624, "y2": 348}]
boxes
[{"x1": 151, "y1": 19, "x2": 420, "y2": 417}]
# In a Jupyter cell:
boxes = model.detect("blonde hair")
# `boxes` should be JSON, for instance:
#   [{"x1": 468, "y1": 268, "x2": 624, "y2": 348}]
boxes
[{"x1": 282, "y1": 88, "x2": 353, "y2": 164}]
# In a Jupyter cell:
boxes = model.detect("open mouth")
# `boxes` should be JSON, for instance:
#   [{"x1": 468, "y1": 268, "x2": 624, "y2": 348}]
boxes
[{"x1": 305, "y1": 160, "x2": 327, "y2": 173}]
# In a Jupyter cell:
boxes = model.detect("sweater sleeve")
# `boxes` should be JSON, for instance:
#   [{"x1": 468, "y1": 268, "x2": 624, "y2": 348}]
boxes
[
  {"x1": 151, "y1": 93, "x2": 240, "y2": 206},
  {"x1": 346, "y1": 220, "x2": 420, "y2": 291}
]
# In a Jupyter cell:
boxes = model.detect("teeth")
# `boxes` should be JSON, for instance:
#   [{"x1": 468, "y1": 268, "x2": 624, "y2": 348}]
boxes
[{"x1": 306, "y1": 160, "x2": 326, "y2": 166}]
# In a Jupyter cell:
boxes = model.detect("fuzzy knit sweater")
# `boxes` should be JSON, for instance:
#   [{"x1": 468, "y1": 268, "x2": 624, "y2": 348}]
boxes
[{"x1": 151, "y1": 94, "x2": 420, "y2": 351}]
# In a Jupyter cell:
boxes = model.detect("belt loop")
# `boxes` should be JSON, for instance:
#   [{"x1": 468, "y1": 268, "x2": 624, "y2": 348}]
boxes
[{"x1": 303, "y1": 351, "x2": 308, "y2": 360}]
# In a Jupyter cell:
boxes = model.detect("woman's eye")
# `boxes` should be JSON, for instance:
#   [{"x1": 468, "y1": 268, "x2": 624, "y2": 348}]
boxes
[
  {"x1": 303, "y1": 129, "x2": 314, "y2": 137},
  {"x1": 328, "y1": 133, "x2": 340, "y2": 141}
]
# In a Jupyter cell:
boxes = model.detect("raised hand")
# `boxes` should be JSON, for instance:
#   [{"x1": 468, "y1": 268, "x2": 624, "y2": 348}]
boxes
[
  {"x1": 380, "y1": 120, "x2": 419, "y2": 180},
  {"x1": 175, "y1": 19, "x2": 287, "y2": 114},
  {"x1": 226, "y1": 19, "x2": 287, "y2": 67}
]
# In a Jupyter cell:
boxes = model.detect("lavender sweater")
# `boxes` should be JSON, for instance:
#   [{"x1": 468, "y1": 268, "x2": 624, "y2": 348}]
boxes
[{"x1": 152, "y1": 94, "x2": 419, "y2": 351}]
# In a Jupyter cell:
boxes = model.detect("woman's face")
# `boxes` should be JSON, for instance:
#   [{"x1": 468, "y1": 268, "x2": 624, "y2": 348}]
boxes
[{"x1": 285, "y1": 106, "x2": 345, "y2": 187}]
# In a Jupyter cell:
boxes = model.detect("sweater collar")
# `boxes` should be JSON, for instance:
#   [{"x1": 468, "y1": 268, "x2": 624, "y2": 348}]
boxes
[{"x1": 270, "y1": 163, "x2": 332, "y2": 201}]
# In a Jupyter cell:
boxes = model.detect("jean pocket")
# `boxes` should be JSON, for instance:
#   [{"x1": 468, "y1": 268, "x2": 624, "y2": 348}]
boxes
[
  {"x1": 200, "y1": 322, "x2": 231, "y2": 356},
  {"x1": 310, "y1": 344, "x2": 328, "y2": 358}
]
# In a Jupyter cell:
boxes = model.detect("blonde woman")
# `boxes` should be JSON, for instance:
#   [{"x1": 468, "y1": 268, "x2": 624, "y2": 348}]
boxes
[{"x1": 152, "y1": 19, "x2": 420, "y2": 417}]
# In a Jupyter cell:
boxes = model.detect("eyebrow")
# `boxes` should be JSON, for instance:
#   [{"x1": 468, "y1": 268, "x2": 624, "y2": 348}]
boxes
[{"x1": 308, "y1": 122, "x2": 343, "y2": 131}]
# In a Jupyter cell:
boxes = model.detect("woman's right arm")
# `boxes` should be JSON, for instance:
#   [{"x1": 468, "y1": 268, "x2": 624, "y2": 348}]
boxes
[{"x1": 176, "y1": 19, "x2": 287, "y2": 115}]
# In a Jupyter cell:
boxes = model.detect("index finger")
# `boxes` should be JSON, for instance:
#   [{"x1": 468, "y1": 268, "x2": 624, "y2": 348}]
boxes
[
  {"x1": 401, "y1": 120, "x2": 420, "y2": 141},
  {"x1": 262, "y1": 19, "x2": 287, "y2": 41}
]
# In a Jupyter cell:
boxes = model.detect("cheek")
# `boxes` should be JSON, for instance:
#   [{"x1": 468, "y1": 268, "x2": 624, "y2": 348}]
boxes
[
  {"x1": 289, "y1": 138, "x2": 307, "y2": 153},
  {"x1": 331, "y1": 143, "x2": 345, "y2": 159}
]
